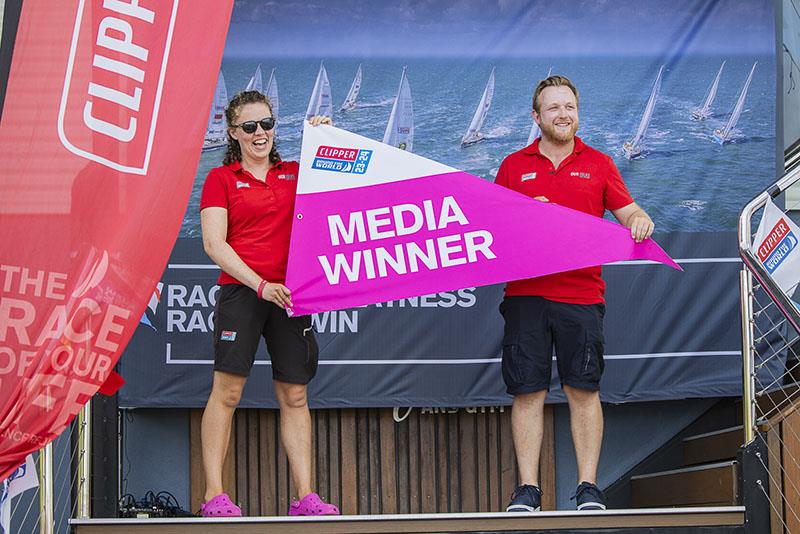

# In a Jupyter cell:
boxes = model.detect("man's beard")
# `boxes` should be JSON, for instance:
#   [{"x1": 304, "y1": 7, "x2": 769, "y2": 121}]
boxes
[{"x1": 540, "y1": 120, "x2": 578, "y2": 144}]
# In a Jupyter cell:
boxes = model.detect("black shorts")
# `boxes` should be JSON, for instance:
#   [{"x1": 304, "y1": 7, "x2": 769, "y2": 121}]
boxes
[
  {"x1": 500, "y1": 296, "x2": 605, "y2": 395},
  {"x1": 213, "y1": 284, "x2": 319, "y2": 384}
]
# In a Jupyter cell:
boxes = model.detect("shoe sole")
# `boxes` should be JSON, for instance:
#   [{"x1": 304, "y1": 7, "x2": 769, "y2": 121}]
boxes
[
  {"x1": 506, "y1": 505, "x2": 541, "y2": 512},
  {"x1": 577, "y1": 502, "x2": 607, "y2": 511}
]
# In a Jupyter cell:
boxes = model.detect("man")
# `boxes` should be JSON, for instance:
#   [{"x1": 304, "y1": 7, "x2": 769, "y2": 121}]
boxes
[{"x1": 494, "y1": 75, "x2": 654, "y2": 512}]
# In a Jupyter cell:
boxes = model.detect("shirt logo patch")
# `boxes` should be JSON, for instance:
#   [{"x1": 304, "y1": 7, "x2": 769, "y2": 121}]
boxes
[
  {"x1": 278, "y1": 173, "x2": 296, "y2": 181},
  {"x1": 220, "y1": 330, "x2": 237, "y2": 341},
  {"x1": 570, "y1": 171, "x2": 591, "y2": 179},
  {"x1": 521, "y1": 172, "x2": 536, "y2": 182},
  {"x1": 236, "y1": 181, "x2": 250, "y2": 189}
]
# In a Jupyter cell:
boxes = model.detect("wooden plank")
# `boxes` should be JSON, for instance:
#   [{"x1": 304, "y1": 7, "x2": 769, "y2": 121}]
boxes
[
  {"x1": 328, "y1": 410, "x2": 341, "y2": 511},
  {"x1": 447, "y1": 412, "x2": 461, "y2": 513},
  {"x1": 767, "y1": 422, "x2": 784, "y2": 534},
  {"x1": 356, "y1": 409, "x2": 370, "y2": 513},
  {"x1": 339, "y1": 409, "x2": 358, "y2": 515},
  {"x1": 631, "y1": 463, "x2": 738, "y2": 507},
  {"x1": 259, "y1": 410, "x2": 277, "y2": 517},
  {"x1": 408, "y1": 409, "x2": 421, "y2": 513},
  {"x1": 315, "y1": 410, "x2": 330, "y2": 503},
  {"x1": 395, "y1": 409, "x2": 410, "y2": 514},
  {"x1": 277, "y1": 411, "x2": 291, "y2": 515},
  {"x1": 540, "y1": 404, "x2": 556, "y2": 511},
  {"x1": 369, "y1": 409, "x2": 382, "y2": 514},
  {"x1": 683, "y1": 426, "x2": 743, "y2": 466},
  {"x1": 419, "y1": 411, "x2": 436, "y2": 513},
  {"x1": 310, "y1": 409, "x2": 317, "y2": 499},
  {"x1": 234, "y1": 411, "x2": 248, "y2": 514},
  {"x1": 476, "y1": 411, "x2": 489, "y2": 511},
  {"x1": 435, "y1": 413, "x2": 449, "y2": 513},
  {"x1": 189, "y1": 409, "x2": 204, "y2": 514},
  {"x1": 247, "y1": 410, "x2": 260, "y2": 515},
  {"x1": 379, "y1": 409, "x2": 397, "y2": 514},
  {"x1": 499, "y1": 407, "x2": 516, "y2": 513},
  {"x1": 459, "y1": 410, "x2": 477, "y2": 512},
  {"x1": 784, "y1": 410, "x2": 800, "y2": 533},
  {"x1": 488, "y1": 409, "x2": 501, "y2": 512}
]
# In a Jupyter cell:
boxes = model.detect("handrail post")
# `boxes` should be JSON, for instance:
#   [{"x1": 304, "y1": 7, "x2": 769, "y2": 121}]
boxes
[
  {"x1": 740, "y1": 269, "x2": 756, "y2": 445},
  {"x1": 77, "y1": 402, "x2": 92, "y2": 519},
  {"x1": 39, "y1": 443, "x2": 54, "y2": 534}
]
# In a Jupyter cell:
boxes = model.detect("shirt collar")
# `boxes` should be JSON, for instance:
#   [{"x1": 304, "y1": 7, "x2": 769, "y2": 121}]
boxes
[
  {"x1": 226, "y1": 159, "x2": 283, "y2": 174},
  {"x1": 523, "y1": 136, "x2": 586, "y2": 156}
]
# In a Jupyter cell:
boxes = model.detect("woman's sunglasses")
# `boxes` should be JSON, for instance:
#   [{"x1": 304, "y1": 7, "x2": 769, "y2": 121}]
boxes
[{"x1": 232, "y1": 117, "x2": 276, "y2": 134}]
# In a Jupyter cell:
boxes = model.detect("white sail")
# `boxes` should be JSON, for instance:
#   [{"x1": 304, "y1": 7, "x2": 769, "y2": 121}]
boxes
[
  {"x1": 383, "y1": 67, "x2": 414, "y2": 152},
  {"x1": 305, "y1": 62, "x2": 333, "y2": 120},
  {"x1": 692, "y1": 61, "x2": 725, "y2": 120},
  {"x1": 265, "y1": 68, "x2": 279, "y2": 118},
  {"x1": 527, "y1": 67, "x2": 553, "y2": 146},
  {"x1": 245, "y1": 64, "x2": 263, "y2": 93},
  {"x1": 203, "y1": 71, "x2": 228, "y2": 151},
  {"x1": 714, "y1": 61, "x2": 757, "y2": 144},
  {"x1": 623, "y1": 65, "x2": 664, "y2": 159},
  {"x1": 340, "y1": 64, "x2": 362, "y2": 111},
  {"x1": 461, "y1": 67, "x2": 495, "y2": 146}
]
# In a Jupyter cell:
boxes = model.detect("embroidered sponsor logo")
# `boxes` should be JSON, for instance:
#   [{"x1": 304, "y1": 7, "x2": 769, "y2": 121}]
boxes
[
  {"x1": 521, "y1": 172, "x2": 536, "y2": 182},
  {"x1": 220, "y1": 330, "x2": 237, "y2": 342},
  {"x1": 570, "y1": 171, "x2": 591, "y2": 179},
  {"x1": 236, "y1": 181, "x2": 250, "y2": 189},
  {"x1": 278, "y1": 173, "x2": 296, "y2": 180},
  {"x1": 57, "y1": 0, "x2": 180, "y2": 175},
  {"x1": 758, "y1": 219, "x2": 798, "y2": 274},
  {"x1": 312, "y1": 145, "x2": 372, "y2": 174}
]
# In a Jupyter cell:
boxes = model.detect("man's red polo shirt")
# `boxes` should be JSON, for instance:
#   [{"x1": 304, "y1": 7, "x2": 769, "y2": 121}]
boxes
[
  {"x1": 200, "y1": 160, "x2": 299, "y2": 286},
  {"x1": 494, "y1": 137, "x2": 634, "y2": 304}
]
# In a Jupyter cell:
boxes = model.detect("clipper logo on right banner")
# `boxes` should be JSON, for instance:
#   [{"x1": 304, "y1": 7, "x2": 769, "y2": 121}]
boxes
[{"x1": 753, "y1": 199, "x2": 800, "y2": 294}]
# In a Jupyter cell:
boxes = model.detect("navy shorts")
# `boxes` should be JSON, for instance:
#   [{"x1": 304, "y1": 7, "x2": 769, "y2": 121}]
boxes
[
  {"x1": 500, "y1": 296, "x2": 605, "y2": 395},
  {"x1": 213, "y1": 284, "x2": 319, "y2": 384}
]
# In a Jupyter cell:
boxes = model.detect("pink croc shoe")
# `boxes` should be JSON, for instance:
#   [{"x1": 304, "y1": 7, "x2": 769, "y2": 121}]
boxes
[
  {"x1": 201, "y1": 493, "x2": 242, "y2": 517},
  {"x1": 288, "y1": 492, "x2": 340, "y2": 516}
]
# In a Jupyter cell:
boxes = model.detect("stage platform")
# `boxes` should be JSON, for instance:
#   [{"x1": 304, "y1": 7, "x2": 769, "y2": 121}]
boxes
[{"x1": 71, "y1": 506, "x2": 745, "y2": 533}]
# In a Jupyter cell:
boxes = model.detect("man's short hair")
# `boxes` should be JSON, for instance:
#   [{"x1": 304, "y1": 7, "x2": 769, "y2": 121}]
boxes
[{"x1": 532, "y1": 75, "x2": 579, "y2": 114}]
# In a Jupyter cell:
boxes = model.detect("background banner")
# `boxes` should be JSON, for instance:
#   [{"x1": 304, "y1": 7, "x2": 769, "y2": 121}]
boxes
[
  {"x1": 119, "y1": 0, "x2": 778, "y2": 408},
  {"x1": 0, "y1": 0, "x2": 233, "y2": 478}
]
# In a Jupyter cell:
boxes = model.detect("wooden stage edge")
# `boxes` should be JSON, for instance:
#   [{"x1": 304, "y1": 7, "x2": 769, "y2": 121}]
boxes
[{"x1": 71, "y1": 506, "x2": 745, "y2": 533}]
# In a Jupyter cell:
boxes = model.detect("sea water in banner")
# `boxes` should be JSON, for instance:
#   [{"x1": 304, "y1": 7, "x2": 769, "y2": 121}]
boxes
[
  {"x1": 119, "y1": 0, "x2": 779, "y2": 408},
  {"x1": 0, "y1": 1, "x2": 233, "y2": 478}
]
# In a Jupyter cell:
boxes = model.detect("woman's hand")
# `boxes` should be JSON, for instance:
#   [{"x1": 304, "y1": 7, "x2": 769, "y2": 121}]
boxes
[
  {"x1": 308, "y1": 115, "x2": 332, "y2": 127},
  {"x1": 260, "y1": 282, "x2": 293, "y2": 309}
]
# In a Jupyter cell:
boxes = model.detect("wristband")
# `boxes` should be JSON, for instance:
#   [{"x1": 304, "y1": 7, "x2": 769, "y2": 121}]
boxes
[{"x1": 256, "y1": 279, "x2": 268, "y2": 298}]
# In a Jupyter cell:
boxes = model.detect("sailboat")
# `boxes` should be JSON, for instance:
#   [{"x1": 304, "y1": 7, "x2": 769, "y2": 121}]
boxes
[
  {"x1": 461, "y1": 67, "x2": 495, "y2": 147},
  {"x1": 340, "y1": 64, "x2": 362, "y2": 111},
  {"x1": 692, "y1": 61, "x2": 725, "y2": 120},
  {"x1": 623, "y1": 65, "x2": 664, "y2": 160},
  {"x1": 203, "y1": 71, "x2": 228, "y2": 151},
  {"x1": 383, "y1": 67, "x2": 414, "y2": 152},
  {"x1": 712, "y1": 61, "x2": 757, "y2": 145},
  {"x1": 527, "y1": 67, "x2": 552, "y2": 146},
  {"x1": 265, "y1": 68, "x2": 279, "y2": 118},
  {"x1": 245, "y1": 64, "x2": 263, "y2": 93},
  {"x1": 305, "y1": 62, "x2": 333, "y2": 120}
]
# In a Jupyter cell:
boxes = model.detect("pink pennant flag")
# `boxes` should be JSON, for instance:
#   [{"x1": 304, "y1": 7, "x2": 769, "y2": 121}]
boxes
[{"x1": 286, "y1": 124, "x2": 679, "y2": 316}]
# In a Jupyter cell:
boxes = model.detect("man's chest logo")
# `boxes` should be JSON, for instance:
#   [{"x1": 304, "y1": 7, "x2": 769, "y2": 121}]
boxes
[{"x1": 521, "y1": 172, "x2": 536, "y2": 182}]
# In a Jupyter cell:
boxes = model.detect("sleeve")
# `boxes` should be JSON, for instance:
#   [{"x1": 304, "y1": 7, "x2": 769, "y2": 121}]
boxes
[
  {"x1": 494, "y1": 157, "x2": 511, "y2": 189},
  {"x1": 199, "y1": 168, "x2": 228, "y2": 211},
  {"x1": 603, "y1": 155, "x2": 635, "y2": 211}
]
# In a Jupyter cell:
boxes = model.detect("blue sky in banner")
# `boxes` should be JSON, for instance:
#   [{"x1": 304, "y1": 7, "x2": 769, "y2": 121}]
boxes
[{"x1": 226, "y1": 0, "x2": 774, "y2": 57}]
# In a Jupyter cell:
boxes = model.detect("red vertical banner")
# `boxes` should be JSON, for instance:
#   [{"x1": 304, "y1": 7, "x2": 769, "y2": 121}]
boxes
[{"x1": 0, "y1": 0, "x2": 233, "y2": 479}]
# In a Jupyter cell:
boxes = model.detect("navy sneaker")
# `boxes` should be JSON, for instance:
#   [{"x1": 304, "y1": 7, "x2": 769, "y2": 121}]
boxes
[
  {"x1": 572, "y1": 481, "x2": 607, "y2": 510},
  {"x1": 506, "y1": 484, "x2": 541, "y2": 512}
]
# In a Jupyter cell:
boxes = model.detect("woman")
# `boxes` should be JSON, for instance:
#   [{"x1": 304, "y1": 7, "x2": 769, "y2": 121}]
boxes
[{"x1": 198, "y1": 90, "x2": 338, "y2": 517}]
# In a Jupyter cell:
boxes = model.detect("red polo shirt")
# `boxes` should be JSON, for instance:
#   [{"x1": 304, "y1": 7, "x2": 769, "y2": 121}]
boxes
[
  {"x1": 495, "y1": 137, "x2": 634, "y2": 304},
  {"x1": 200, "y1": 160, "x2": 299, "y2": 286}
]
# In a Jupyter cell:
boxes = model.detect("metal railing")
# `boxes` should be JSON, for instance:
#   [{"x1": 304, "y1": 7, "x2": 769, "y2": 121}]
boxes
[{"x1": 739, "y1": 163, "x2": 800, "y2": 533}]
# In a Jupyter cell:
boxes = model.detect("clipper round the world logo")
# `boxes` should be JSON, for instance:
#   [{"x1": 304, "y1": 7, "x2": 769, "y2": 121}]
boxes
[{"x1": 57, "y1": 0, "x2": 180, "y2": 175}]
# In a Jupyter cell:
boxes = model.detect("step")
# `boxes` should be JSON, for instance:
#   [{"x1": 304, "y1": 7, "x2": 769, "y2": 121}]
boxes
[
  {"x1": 682, "y1": 426, "x2": 743, "y2": 466},
  {"x1": 71, "y1": 507, "x2": 745, "y2": 533},
  {"x1": 630, "y1": 461, "x2": 738, "y2": 508}
]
